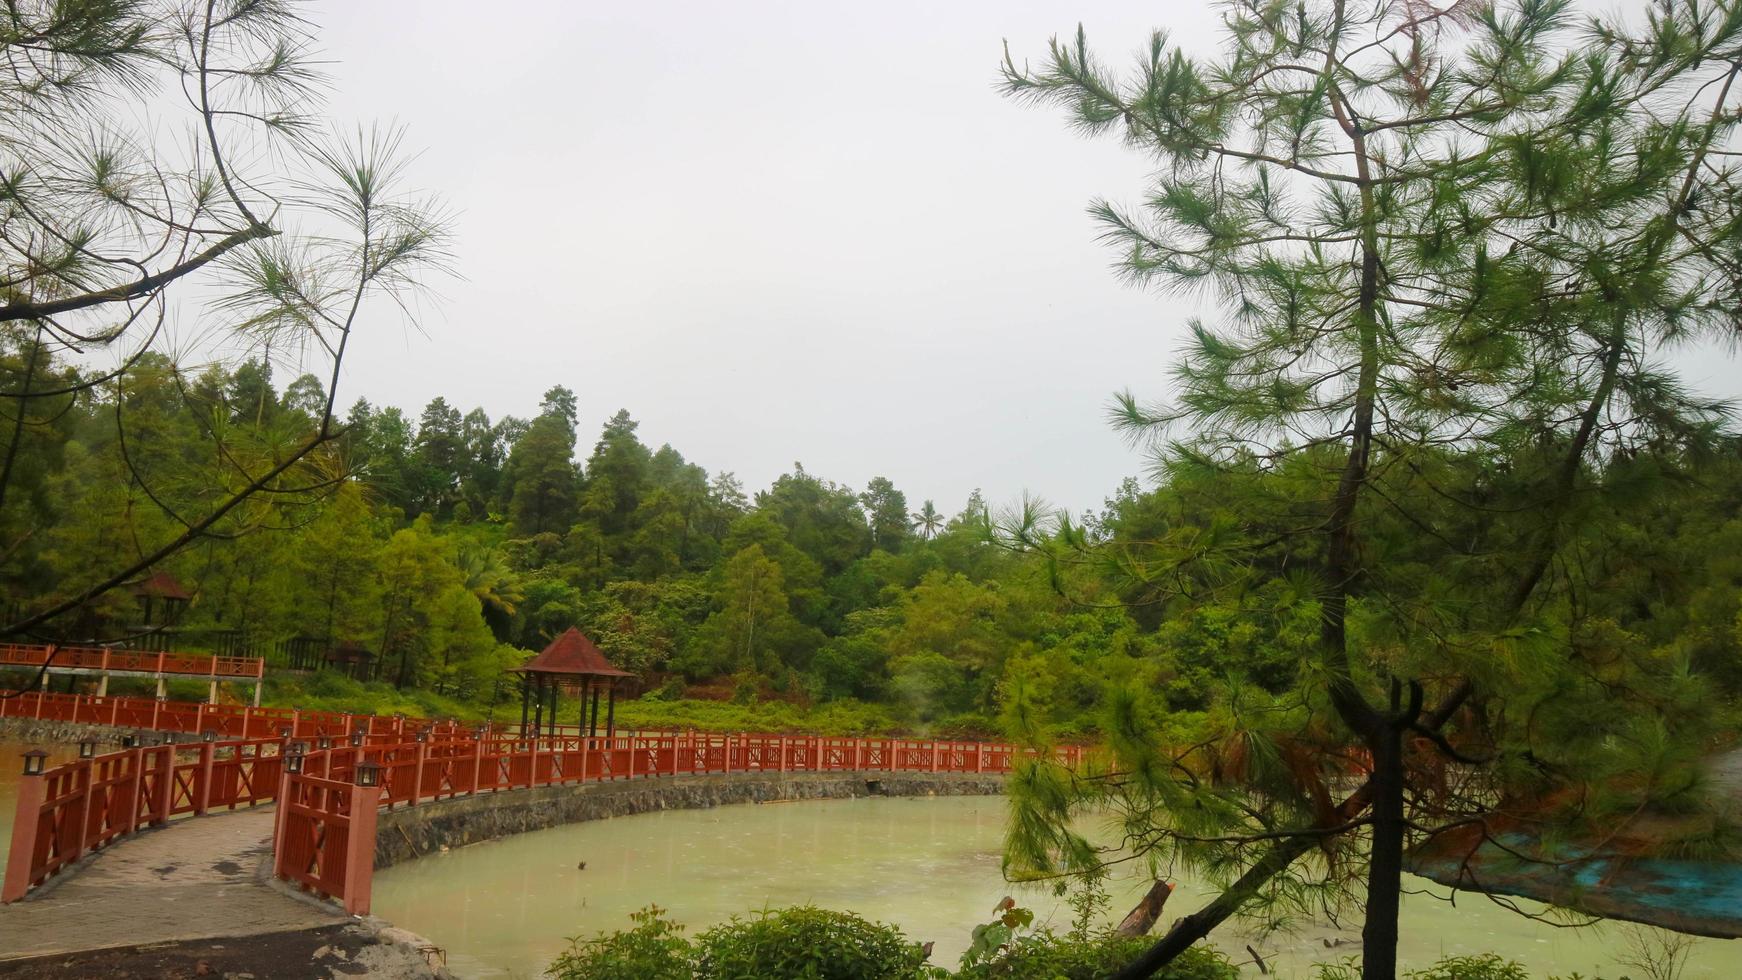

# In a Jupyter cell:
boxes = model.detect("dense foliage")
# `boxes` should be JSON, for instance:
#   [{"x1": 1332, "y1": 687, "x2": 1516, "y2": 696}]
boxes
[
  {"x1": 546, "y1": 905, "x2": 1242, "y2": 980},
  {"x1": 998, "y1": 0, "x2": 1742, "y2": 976}
]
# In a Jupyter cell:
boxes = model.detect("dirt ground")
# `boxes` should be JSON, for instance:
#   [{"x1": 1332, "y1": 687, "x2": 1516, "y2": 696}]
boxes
[{"x1": 0, "y1": 923, "x2": 449, "y2": 979}]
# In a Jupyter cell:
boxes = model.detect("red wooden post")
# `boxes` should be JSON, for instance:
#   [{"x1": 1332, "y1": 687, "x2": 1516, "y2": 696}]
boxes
[
  {"x1": 1, "y1": 766, "x2": 47, "y2": 902},
  {"x1": 779, "y1": 736, "x2": 789, "y2": 773},
  {"x1": 70, "y1": 759, "x2": 92, "y2": 867},
  {"x1": 150, "y1": 746, "x2": 172, "y2": 825},
  {"x1": 149, "y1": 697, "x2": 160, "y2": 731},
  {"x1": 409, "y1": 739, "x2": 427, "y2": 805},
  {"x1": 272, "y1": 767, "x2": 295, "y2": 852},
  {"x1": 976, "y1": 742, "x2": 984, "y2": 773},
  {"x1": 931, "y1": 741, "x2": 940, "y2": 773},
  {"x1": 470, "y1": 738, "x2": 484, "y2": 796},
  {"x1": 853, "y1": 738, "x2": 863, "y2": 771},
  {"x1": 342, "y1": 783, "x2": 383, "y2": 916},
  {"x1": 195, "y1": 740, "x2": 215, "y2": 816}
]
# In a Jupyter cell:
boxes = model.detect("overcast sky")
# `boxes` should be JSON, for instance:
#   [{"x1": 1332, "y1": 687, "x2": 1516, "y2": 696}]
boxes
[{"x1": 304, "y1": 0, "x2": 1739, "y2": 517}]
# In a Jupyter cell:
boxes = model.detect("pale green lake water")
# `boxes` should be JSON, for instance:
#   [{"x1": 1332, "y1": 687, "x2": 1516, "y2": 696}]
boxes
[{"x1": 370, "y1": 794, "x2": 1742, "y2": 979}]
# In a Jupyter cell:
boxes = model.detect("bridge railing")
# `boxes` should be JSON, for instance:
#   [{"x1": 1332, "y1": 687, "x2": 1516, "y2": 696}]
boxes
[
  {"x1": 0, "y1": 688, "x2": 471, "y2": 742},
  {"x1": 0, "y1": 642, "x2": 266, "y2": 680},
  {"x1": 5, "y1": 692, "x2": 1084, "y2": 912},
  {"x1": 1, "y1": 735, "x2": 292, "y2": 901}
]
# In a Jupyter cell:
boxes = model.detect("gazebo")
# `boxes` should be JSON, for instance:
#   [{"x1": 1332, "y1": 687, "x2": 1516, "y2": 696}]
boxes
[
  {"x1": 130, "y1": 570, "x2": 191, "y2": 627},
  {"x1": 511, "y1": 628, "x2": 633, "y2": 740}
]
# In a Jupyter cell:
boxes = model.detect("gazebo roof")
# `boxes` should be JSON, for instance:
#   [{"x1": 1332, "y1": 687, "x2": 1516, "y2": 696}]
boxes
[
  {"x1": 511, "y1": 627, "x2": 632, "y2": 678},
  {"x1": 130, "y1": 570, "x2": 191, "y2": 601}
]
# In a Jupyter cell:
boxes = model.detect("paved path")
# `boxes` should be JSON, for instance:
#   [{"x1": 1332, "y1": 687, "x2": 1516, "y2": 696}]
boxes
[{"x1": 0, "y1": 807, "x2": 345, "y2": 961}]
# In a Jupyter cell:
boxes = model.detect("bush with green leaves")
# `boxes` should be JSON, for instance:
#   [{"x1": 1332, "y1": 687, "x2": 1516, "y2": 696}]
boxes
[
  {"x1": 691, "y1": 905, "x2": 932, "y2": 979},
  {"x1": 1315, "y1": 954, "x2": 1571, "y2": 980},
  {"x1": 548, "y1": 905, "x2": 693, "y2": 980},
  {"x1": 958, "y1": 932, "x2": 1236, "y2": 980}
]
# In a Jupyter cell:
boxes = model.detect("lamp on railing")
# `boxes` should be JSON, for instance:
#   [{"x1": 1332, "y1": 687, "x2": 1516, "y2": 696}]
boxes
[
  {"x1": 78, "y1": 741, "x2": 96, "y2": 759},
  {"x1": 355, "y1": 761, "x2": 381, "y2": 787},
  {"x1": 121, "y1": 734, "x2": 137, "y2": 749},
  {"x1": 202, "y1": 730, "x2": 217, "y2": 743},
  {"x1": 350, "y1": 730, "x2": 365, "y2": 748},
  {"x1": 317, "y1": 735, "x2": 333, "y2": 751},
  {"x1": 414, "y1": 729, "x2": 428, "y2": 743},
  {"x1": 21, "y1": 749, "x2": 47, "y2": 776},
  {"x1": 288, "y1": 740, "x2": 308, "y2": 760},
  {"x1": 277, "y1": 726, "x2": 292, "y2": 739},
  {"x1": 471, "y1": 729, "x2": 483, "y2": 742},
  {"x1": 285, "y1": 752, "x2": 304, "y2": 774}
]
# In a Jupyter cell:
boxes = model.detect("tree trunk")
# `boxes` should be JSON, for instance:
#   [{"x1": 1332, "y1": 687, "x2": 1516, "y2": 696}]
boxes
[
  {"x1": 1361, "y1": 727, "x2": 1407, "y2": 980},
  {"x1": 1114, "y1": 781, "x2": 1376, "y2": 979},
  {"x1": 1115, "y1": 881, "x2": 1174, "y2": 937}
]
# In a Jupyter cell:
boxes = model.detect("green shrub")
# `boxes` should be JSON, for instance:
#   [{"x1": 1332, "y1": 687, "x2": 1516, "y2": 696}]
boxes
[
  {"x1": 1315, "y1": 954, "x2": 1536, "y2": 980},
  {"x1": 1405, "y1": 955, "x2": 1531, "y2": 980},
  {"x1": 692, "y1": 905, "x2": 932, "y2": 979},
  {"x1": 548, "y1": 905, "x2": 693, "y2": 980},
  {"x1": 958, "y1": 932, "x2": 1236, "y2": 980}
]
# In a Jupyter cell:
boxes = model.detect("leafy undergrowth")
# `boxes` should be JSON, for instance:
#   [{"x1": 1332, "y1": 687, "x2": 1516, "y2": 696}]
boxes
[
  {"x1": 256, "y1": 673, "x2": 494, "y2": 724},
  {"x1": 547, "y1": 904, "x2": 1238, "y2": 980}
]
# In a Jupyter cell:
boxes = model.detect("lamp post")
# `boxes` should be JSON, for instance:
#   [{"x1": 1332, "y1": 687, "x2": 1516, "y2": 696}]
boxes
[
  {"x1": 20, "y1": 749, "x2": 46, "y2": 777},
  {"x1": 78, "y1": 741, "x2": 96, "y2": 759},
  {"x1": 355, "y1": 761, "x2": 381, "y2": 787},
  {"x1": 350, "y1": 730, "x2": 365, "y2": 748}
]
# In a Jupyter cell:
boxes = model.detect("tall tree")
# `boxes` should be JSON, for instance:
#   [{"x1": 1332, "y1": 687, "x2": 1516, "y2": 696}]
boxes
[
  {"x1": 506, "y1": 389, "x2": 580, "y2": 536},
  {"x1": 1001, "y1": 3, "x2": 1742, "y2": 976},
  {"x1": 0, "y1": 1, "x2": 449, "y2": 648},
  {"x1": 860, "y1": 476, "x2": 913, "y2": 553}
]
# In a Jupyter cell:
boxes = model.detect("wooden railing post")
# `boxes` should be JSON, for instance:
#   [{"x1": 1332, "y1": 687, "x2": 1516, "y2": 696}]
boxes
[
  {"x1": 342, "y1": 783, "x2": 382, "y2": 916},
  {"x1": 150, "y1": 746, "x2": 172, "y2": 825},
  {"x1": 1, "y1": 766, "x2": 47, "y2": 902},
  {"x1": 410, "y1": 737, "x2": 428, "y2": 803},
  {"x1": 195, "y1": 740, "x2": 215, "y2": 816},
  {"x1": 122, "y1": 745, "x2": 144, "y2": 836}
]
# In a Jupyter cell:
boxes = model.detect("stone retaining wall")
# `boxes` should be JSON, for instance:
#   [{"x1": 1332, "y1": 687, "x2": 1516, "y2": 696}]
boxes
[
  {"x1": 375, "y1": 771, "x2": 1004, "y2": 869},
  {"x1": 0, "y1": 716, "x2": 142, "y2": 746}
]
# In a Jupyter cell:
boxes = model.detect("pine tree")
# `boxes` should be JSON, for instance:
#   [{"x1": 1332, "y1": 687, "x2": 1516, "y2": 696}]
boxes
[{"x1": 1002, "y1": 2, "x2": 1742, "y2": 976}]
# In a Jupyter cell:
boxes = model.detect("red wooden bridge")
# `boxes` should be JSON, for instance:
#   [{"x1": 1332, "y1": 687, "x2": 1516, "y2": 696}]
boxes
[
  {"x1": 2, "y1": 689, "x2": 1078, "y2": 916},
  {"x1": 0, "y1": 642, "x2": 266, "y2": 705}
]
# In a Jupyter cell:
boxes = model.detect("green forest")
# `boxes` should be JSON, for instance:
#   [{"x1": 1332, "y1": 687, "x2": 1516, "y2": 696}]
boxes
[
  {"x1": 8, "y1": 0, "x2": 1742, "y2": 977},
  {"x1": 5, "y1": 340, "x2": 1741, "y2": 749}
]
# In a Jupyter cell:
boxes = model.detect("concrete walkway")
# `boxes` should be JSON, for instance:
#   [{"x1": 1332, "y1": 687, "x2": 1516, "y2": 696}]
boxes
[{"x1": 0, "y1": 807, "x2": 345, "y2": 961}]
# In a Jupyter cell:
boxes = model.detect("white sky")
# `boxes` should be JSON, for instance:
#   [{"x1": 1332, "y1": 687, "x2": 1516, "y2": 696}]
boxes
[{"x1": 303, "y1": 0, "x2": 1739, "y2": 517}]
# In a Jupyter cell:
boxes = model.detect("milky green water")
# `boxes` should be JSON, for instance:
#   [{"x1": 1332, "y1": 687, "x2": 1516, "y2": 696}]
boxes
[{"x1": 370, "y1": 794, "x2": 1742, "y2": 979}]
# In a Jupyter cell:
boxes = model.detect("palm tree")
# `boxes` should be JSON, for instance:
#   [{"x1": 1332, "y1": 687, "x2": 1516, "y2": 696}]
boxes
[
  {"x1": 455, "y1": 541, "x2": 524, "y2": 628},
  {"x1": 911, "y1": 500, "x2": 944, "y2": 540}
]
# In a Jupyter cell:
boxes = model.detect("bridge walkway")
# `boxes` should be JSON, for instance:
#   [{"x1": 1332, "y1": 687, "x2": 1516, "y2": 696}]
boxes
[{"x1": 0, "y1": 807, "x2": 342, "y2": 962}]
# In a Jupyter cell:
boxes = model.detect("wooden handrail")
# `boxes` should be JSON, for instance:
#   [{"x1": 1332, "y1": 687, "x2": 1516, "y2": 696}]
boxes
[{"x1": 3, "y1": 689, "x2": 1087, "y2": 908}]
